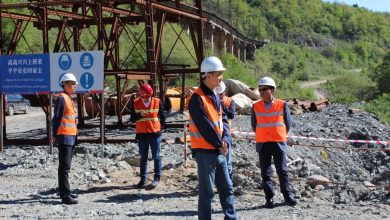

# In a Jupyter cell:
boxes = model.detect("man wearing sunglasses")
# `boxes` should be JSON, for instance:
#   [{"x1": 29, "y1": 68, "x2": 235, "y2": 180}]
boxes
[{"x1": 251, "y1": 77, "x2": 297, "y2": 208}]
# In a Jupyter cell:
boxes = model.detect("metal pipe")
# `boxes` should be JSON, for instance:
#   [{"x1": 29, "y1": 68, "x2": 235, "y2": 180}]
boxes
[{"x1": 183, "y1": 121, "x2": 188, "y2": 167}]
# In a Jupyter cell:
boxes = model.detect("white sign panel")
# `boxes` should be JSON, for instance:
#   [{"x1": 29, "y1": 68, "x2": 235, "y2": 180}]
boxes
[{"x1": 50, "y1": 51, "x2": 104, "y2": 93}]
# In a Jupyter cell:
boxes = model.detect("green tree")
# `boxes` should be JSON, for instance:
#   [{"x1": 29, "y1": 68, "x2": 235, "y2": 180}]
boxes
[
  {"x1": 373, "y1": 51, "x2": 390, "y2": 94},
  {"x1": 365, "y1": 93, "x2": 390, "y2": 124}
]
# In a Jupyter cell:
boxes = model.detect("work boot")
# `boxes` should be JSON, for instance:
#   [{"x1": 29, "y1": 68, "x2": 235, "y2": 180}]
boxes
[
  {"x1": 265, "y1": 197, "x2": 274, "y2": 209},
  {"x1": 284, "y1": 194, "x2": 298, "y2": 206},
  {"x1": 61, "y1": 196, "x2": 78, "y2": 205},
  {"x1": 58, "y1": 192, "x2": 78, "y2": 198},
  {"x1": 150, "y1": 178, "x2": 160, "y2": 188},
  {"x1": 136, "y1": 179, "x2": 145, "y2": 188},
  {"x1": 70, "y1": 193, "x2": 79, "y2": 199}
]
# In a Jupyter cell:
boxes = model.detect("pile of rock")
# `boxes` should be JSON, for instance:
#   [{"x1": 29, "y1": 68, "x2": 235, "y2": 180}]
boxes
[{"x1": 230, "y1": 104, "x2": 390, "y2": 204}]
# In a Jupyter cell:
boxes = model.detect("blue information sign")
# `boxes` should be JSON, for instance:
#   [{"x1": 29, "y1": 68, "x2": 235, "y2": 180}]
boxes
[
  {"x1": 50, "y1": 51, "x2": 104, "y2": 93},
  {"x1": 0, "y1": 51, "x2": 103, "y2": 94},
  {"x1": 0, "y1": 54, "x2": 50, "y2": 94}
]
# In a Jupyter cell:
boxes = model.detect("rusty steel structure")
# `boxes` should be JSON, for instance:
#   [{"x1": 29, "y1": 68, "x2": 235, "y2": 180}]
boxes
[
  {"x1": 0, "y1": 0, "x2": 207, "y2": 145},
  {"x1": 0, "y1": 0, "x2": 266, "y2": 147}
]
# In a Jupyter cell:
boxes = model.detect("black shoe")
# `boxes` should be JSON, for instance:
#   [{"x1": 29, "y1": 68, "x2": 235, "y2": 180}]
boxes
[
  {"x1": 70, "y1": 193, "x2": 79, "y2": 199},
  {"x1": 150, "y1": 179, "x2": 160, "y2": 188},
  {"x1": 265, "y1": 198, "x2": 274, "y2": 209},
  {"x1": 284, "y1": 195, "x2": 298, "y2": 206},
  {"x1": 136, "y1": 179, "x2": 145, "y2": 188},
  {"x1": 61, "y1": 196, "x2": 78, "y2": 205}
]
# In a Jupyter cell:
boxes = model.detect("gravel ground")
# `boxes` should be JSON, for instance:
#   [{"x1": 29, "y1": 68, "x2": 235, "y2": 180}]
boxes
[{"x1": 0, "y1": 105, "x2": 389, "y2": 219}]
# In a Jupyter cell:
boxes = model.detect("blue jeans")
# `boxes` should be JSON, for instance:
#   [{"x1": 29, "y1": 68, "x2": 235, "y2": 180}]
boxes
[
  {"x1": 138, "y1": 136, "x2": 162, "y2": 180},
  {"x1": 194, "y1": 152, "x2": 237, "y2": 220}
]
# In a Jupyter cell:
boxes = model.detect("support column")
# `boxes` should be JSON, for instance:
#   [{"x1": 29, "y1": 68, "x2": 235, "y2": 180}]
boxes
[
  {"x1": 223, "y1": 32, "x2": 227, "y2": 54},
  {"x1": 210, "y1": 26, "x2": 214, "y2": 55},
  {"x1": 246, "y1": 44, "x2": 256, "y2": 61},
  {"x1": 237, "y1": 40, "x2": 241, "y2": 61},
  {"x1": 212, "y1": 28, "x2": 225, "y2": 56}
]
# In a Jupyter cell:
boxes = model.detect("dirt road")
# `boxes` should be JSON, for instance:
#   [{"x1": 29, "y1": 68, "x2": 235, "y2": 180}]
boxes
[
  {"x1": 299, "y1": 80, "x2": 327, "y2": 100},
  {"x1": 299, "y1": 80, "x2": 327, "y2": 88},
  {"x1": 5, "y1": 107, "x2": 46, "y2": 133}
]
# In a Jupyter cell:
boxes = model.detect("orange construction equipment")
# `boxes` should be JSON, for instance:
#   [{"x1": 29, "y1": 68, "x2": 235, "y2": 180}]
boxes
[{"x1": 165, "y1": 87, "x2": 197, "y2": 112}]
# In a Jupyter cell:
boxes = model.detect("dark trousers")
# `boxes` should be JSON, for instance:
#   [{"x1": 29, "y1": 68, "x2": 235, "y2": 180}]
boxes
[
  {"x1": 58, "y1": 143, "x2": 75, "y2": 198},
  {"x1": 259, "y1": 143, "x2": 291, "y2": 200}
]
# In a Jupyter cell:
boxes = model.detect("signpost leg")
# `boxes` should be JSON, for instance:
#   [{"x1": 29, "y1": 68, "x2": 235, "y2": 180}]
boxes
[
  {"x1": 100, "y1": 93, "x2": 105, "y2": 157},
  {"x1": 49, "y1": 94, "x2": 53, "y2": 155},
  {"x1": 0, "y1": 94, "x2": 3, "y2": 152}
]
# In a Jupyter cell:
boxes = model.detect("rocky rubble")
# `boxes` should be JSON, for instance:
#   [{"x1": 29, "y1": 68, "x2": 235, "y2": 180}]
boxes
[
  {"x1": 232, "y1": 104, "x2": 390, "y2": 205},
  {"x1": 0, "y1": 104, "x2": 389, "y2": 219}
]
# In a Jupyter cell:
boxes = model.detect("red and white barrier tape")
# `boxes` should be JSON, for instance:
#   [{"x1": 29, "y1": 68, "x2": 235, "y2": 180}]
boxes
[{"x1": 232, "y1": 131, "x2": 390, "y2": 145}]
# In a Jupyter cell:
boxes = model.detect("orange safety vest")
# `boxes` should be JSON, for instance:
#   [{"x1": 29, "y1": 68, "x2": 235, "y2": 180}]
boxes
[
  {"x1": 189, "y1": 87, "x2": 223, "y2": 150},
  {"x1": 222, "y1": 96, "x2": 232, "y2": 109},
  {"x1": 253, "y1": 98, "x2": 287, "y2": 143},
  {"x1": 134, "y1": 97, "x2": 161, "y2": 133},
  {"x1": 57, "y1": 93, "x2": 77, "y2": 136},
  {"x1": 222, "y1": 96, "x2": 233, "y2": 127}
]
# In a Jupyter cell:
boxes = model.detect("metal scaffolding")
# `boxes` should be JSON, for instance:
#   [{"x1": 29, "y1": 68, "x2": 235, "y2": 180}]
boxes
[{"x1": 0, "y1": 0, "x2": 205, "y2": 145}]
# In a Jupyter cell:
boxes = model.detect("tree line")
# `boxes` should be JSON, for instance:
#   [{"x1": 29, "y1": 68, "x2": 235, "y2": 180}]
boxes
[{"x1": 203, "y1": 0, "x2": 390, "y2": 123}]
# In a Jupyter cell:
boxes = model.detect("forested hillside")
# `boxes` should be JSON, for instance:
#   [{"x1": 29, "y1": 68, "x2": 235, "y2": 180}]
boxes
[
  {"x1": 203, "y1": 0, "x2": 390, "y2": 123},
  {"x1": 0, "y1": 0, "x2": 388, "y2": 123}
]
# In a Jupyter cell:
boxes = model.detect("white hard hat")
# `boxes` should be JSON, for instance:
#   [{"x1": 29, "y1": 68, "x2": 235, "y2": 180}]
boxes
[
  {"x1": 60, "y1": 73, "x2": 78, "y2": 84},
  {"x1": 214, "y1": 81, "x2": 226, "y2": 94},
  {"x1": 200, "y1": 56, "x2": 226, "y2": 76},
  {"x1": 258, "y1": 76, "x2": 276, "y2": 89}
]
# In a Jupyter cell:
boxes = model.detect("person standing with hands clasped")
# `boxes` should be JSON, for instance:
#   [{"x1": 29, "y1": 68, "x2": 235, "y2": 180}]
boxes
[
  {"x1": 52, "y1": 73, "x2": 79, "y2": 205},
  {"x1": 131, "y1": 83, "x2": 166, "y2": 189},
  {"x1": 251, "y1": 76, "x2": 298, "y2": 208},
  {"x1": 214, "y1": 81, "x2": 236, "y2": 180},
  {"x1": 188, "y1": 56, "x2": 237, "y2": 220}
]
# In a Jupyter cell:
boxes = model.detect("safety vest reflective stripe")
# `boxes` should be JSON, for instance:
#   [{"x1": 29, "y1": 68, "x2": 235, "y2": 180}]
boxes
[
  {"x1": 189, "y1": 132, "x2": 202, "y2": 138},
  {"x1": 138, "y1": 118, "x2": 159, "y2": 122},
  {"x1": 256, "y1": 122, "x2": 285, "y2": 128},
  {"x1": 188, "y1": 119, "x2": 220, "y2": 128},
  {"x1": 255, "y1": 111, "x2": 284, "y2": 117},
  {"x1": 212, "y1": 121, "x2": 220, "y2": 128},
  {"x1": 189, "y1": 87, "x2": 222, "y2": 150},
  {"x1": 189, "y1": 120, "x2": 219, "y2": 128},
  {"x1": 59, "y1": 122, "x2": 77, "y2": 128},
  {"x1": 254, "y1": 99, "x2": 287, "y2": 143},
  {"x1": 135, "y1": 109, "x2": 159, "y2": 113},
  {"x1": 189, "y1": 121, "x2": 220, "y2": 137},
  {"x1": 134, "y1": 97, "x2": 161, "y2": 133},
  {"x1": 63, "y1": 115, "x2": 77, "y2": 119},
  {"x1": 57, "y1": 93, "x2": 77, "y2": 136}
]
